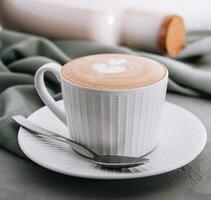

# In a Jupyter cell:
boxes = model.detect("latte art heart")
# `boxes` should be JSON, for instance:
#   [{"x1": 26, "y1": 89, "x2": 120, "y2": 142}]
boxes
[
  {"x1": 108, "y1": 58, "x2": 127, "y2": 66},
  {"x1": 92, "y1": 58, "x2": 128, "y2": 74},
  {"x1": 92, "y1": 63, "x2": 127, "y2": 74}
]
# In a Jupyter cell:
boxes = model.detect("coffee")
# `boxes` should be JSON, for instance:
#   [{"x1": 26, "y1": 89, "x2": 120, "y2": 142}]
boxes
[{"x1": 61, "y1": 54, "x2": 166, "y2": 89}]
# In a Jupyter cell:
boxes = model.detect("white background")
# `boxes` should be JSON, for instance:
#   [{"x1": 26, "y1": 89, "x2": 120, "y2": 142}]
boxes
[
  {"x1": 56, "y1": 0, "x2": 211, "y2": 30},
  {"x1": 1, "y1": 0, "x2": 211, "y2": 31}
]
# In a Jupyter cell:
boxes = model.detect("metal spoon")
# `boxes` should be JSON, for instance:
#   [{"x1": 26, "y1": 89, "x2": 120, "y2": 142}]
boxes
[{"x1": 12, "y1": 115, "x2": 149, "y2": 168}]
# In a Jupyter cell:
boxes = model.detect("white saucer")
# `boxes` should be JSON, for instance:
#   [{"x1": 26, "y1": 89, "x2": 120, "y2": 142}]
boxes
[{"x1": 18, "y1": 101, "x2": 207, "y2": 180}]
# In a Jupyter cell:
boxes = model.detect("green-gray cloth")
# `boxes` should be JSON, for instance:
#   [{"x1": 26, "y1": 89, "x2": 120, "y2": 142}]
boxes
[{"x1": 0, "y1": 29, "x2": 211, "y2": 157}]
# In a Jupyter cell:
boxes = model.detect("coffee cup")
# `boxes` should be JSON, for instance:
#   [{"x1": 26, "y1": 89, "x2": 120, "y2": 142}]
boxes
[{"x1": 34, "y1": 54, "x2": 168, "y2": 157}]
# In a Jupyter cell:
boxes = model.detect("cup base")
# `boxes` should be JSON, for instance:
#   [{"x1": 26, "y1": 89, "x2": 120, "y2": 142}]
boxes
[{"x1": 71, "y1": 141, "x2": 159, "y2": 159}]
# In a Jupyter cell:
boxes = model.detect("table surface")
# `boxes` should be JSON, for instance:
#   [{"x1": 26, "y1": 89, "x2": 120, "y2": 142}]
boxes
[{"x1": 0, "y1": 93, "x2": 210, "y2": 200}]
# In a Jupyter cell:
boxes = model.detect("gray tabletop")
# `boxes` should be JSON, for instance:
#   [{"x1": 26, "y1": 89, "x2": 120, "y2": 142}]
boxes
[{"x1": 0, "y1": 93, "x2": 210, "y2": 200}]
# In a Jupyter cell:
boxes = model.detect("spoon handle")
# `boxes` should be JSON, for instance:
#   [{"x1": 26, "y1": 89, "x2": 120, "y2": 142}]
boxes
[{"x1": 12, "y1": 115, "x2": 97, "y2": 159}]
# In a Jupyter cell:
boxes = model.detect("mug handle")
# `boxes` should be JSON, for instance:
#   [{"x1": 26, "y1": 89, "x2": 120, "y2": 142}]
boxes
[{"x1": 34, "y1": 63, "x2": 66, "y2": 125}]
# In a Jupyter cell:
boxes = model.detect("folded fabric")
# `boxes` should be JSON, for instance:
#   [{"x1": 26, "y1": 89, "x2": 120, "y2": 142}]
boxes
[{"x1": 0, "y1": 29, "x2": 211, "y2": 157}]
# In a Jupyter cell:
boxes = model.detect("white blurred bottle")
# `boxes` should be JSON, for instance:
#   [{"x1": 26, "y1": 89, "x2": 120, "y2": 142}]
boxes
[{"x1": 0, "y1": 0, "x2": 185, "y2": 56}]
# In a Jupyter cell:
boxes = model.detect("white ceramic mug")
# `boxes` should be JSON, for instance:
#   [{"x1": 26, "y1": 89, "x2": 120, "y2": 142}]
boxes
[{"x1": 34, "y1": 61, "x2": 168, "y2": 157}]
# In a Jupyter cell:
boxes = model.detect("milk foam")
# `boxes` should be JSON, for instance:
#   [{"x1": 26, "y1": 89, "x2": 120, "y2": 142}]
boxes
[{"x1": 61, "y1": 54, "x2": 166, "y2": 89}]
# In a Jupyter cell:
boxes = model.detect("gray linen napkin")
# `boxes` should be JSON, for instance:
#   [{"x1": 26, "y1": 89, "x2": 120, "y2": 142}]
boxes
[{"x1": 0, "y1": 29, "x2": 211, "y2": 157}]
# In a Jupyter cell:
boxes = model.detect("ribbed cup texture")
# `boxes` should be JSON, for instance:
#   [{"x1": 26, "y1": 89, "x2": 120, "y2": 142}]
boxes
[{"x1": 62, "y1": 78, "x2": 167, "y2": 157}]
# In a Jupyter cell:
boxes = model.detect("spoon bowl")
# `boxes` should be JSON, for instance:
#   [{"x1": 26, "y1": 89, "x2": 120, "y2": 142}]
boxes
[{"x1": 92, "y1": 155, "x2": 149, "y2": 168}]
